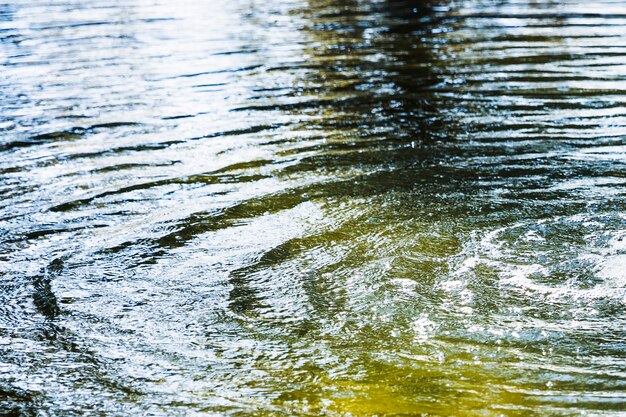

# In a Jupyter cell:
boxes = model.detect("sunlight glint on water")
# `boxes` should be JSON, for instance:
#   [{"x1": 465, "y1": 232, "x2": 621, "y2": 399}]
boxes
[{"x1": 1, "y1": 0, "x2": 625, "y2": 415}]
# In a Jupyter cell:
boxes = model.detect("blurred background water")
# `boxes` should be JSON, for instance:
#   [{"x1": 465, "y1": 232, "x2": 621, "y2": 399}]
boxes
[{"x1": 1, "y1": 0, "x2": 625, "y2": 415}]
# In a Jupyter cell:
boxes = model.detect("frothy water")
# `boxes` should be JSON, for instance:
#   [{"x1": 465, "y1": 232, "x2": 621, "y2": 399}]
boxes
[{"x1": 1, "y1": 0, "x2": 626, "y2": 415}]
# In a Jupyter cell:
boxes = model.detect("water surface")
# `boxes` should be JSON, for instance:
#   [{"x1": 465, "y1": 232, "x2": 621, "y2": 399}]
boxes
[{"x1": 1, "y1": 0, "x2": 626, "y2": 415}]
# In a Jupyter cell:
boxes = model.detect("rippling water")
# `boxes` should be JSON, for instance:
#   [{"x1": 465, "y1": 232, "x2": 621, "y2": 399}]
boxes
[{"x1": 1, "y1": 0, "x2": 626, "y2": 415}]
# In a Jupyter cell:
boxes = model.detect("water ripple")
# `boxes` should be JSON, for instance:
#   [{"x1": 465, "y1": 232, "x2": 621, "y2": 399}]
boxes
[{"x1": 1, "y1": 0, "x2": 626, "y2": 415}]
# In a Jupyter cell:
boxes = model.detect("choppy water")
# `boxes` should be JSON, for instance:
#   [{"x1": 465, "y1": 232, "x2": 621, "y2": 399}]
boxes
[{"x1": 1, "y1": 0, "x2": 626, "y2": 415}]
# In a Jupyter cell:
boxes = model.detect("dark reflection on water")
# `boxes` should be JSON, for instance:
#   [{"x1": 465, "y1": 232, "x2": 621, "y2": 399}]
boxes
[{"x1": 1, "y1": 0, "x2": 626, "y2": 415}]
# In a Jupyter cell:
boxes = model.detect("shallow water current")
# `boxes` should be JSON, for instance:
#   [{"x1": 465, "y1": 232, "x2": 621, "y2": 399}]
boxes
[{"x1": 1, "y1": 0, "x2": 626, "y2": 415}]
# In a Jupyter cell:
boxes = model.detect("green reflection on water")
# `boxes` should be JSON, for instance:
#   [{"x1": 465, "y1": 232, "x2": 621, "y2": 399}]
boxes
[{"x1": 1, "y1": 0, "x2": 625, "y2": 415}]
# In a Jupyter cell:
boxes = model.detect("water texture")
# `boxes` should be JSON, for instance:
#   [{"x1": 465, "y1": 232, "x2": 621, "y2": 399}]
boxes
[{"x1": 1, "y1": 0, "x2": 625, "y2": 415}]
